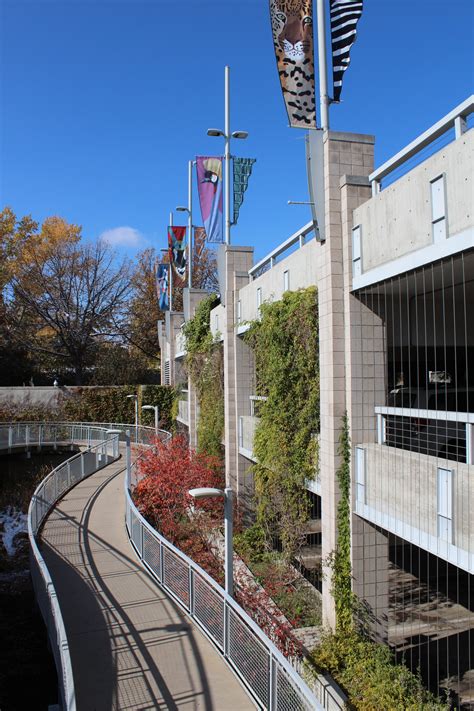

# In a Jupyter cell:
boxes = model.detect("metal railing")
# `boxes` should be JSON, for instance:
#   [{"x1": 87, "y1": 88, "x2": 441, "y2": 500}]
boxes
[
  {"x1": 6, "y1": 422, "x2": 123, "y2": 711},
  {"x1": 249, "y1": 222, "x2": 315, "y2": 280},
  {"x1": 124, "y1": 433, "x2": 343, "y2": 710},
  {"x1": 375, "y1": 406, "x2": 474, "y2": 464},
  {"x1": 369, "y1": 95, "x2": 473, "y2": 194}
]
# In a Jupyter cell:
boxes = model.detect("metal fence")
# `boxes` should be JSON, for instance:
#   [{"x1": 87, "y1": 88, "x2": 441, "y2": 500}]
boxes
[
  {"x1": 11, "y1": 423, "x2": 122, "y2": 711},
  {"x1": 124, "y1": 434, "x2": 343, "y2": 711}
]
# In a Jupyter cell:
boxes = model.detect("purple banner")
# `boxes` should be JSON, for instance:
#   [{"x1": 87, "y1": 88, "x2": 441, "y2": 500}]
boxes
[
  {"x1": 156, "y1": 262, "x2": 169, "y2": 311},
  {"x1": 196, "y1": 156, "x2": 223, "y2": 243}
]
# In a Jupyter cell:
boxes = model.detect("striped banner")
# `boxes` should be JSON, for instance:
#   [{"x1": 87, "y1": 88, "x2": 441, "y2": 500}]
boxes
[{"x1": 330, "y1": 0, "x2": 363, "y2": 102}]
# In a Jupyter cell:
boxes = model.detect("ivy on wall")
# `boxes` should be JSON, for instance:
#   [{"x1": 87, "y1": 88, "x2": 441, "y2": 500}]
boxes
[
  {"x1": 244, "y1": 287, "x2": 319, "y2": 559},
  {"x1": 183, "y1": 294, "x2": 224, "y2": 459},
  {"x1": 330, "y1": 413, "x2": 354, "y2": 633}
]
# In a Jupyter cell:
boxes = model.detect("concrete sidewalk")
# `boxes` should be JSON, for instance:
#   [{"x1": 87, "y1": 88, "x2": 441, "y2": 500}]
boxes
[{"x1": 41, "y1": 456, "x2": 255, "y2": 710}]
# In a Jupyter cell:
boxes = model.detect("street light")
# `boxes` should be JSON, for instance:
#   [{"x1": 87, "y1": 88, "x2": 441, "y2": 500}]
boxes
[
  {"x1": 141, "y1": 404, "x2": 159, "y2": 435},
  {"x1": 126, "y1": 394, "x2": 138, "y2": 442},
  {"x1": 206, "y1": 66, "x2": 248, "y2": 245},
  {"x1": 188, "y1": 486, "x2": 234, "y2": 597}
]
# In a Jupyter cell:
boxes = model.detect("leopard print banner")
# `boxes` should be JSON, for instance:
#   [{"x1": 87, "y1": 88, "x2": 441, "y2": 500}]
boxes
[{"x1": 270, "y1": 0, "x2": 316, "y2": 129}]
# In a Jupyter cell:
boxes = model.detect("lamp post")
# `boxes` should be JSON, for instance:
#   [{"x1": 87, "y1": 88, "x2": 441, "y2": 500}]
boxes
[
  {"x1": 206, "y1": 66, "x2": 248, "y2": 245},
  {"x1": 126, "y1": 394, "x2": 139, "y2": 442},
  {"x1": 188, "y1": 486, "x2": 234, "y2": 597},
  {"x1": 141, "y1": 404, "x2": 159, "y2": 435},
  {"x1": 176, "y1": 159, "x2": 195, "y2": 288}
]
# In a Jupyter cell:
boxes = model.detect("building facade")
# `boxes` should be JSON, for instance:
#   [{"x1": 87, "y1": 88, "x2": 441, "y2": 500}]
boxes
[{"x1": 159, "y1": 97, "x2": 474, "y2": 706}]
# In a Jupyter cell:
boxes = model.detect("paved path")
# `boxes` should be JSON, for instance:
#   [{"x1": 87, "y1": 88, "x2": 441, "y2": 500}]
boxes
[{"x1": 40, "y1": 455, "x2": 255, "y2": 710}]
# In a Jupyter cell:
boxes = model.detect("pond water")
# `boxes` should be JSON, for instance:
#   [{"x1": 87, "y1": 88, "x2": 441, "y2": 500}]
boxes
[{"x1": 0, "y1": 451, "x2": 73, "y2": 710}]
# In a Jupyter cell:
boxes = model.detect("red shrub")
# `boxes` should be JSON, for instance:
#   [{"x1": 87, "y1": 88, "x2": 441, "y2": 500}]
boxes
[{"x1": 133, "y1": 436, "x2": 224, "y2": 581}]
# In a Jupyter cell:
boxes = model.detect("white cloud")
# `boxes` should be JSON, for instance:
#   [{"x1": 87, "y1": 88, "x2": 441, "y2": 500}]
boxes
[{"x1": 99, "y1": 226, "x2": 145, "y2": 248}]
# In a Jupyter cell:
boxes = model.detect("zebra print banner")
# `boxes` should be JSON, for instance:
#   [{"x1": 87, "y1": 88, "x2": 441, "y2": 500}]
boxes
[
  {"x1": 330, "y1": 0, "x2": 363, "y2": 102},
  {"x1": 269, "y1": 0, "x2": 316, "y2": 128}
]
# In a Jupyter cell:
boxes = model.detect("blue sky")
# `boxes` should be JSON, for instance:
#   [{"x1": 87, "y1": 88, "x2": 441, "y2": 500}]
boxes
[{"x1": 1, "y1": 0, "x2": 473, "y2": 262}]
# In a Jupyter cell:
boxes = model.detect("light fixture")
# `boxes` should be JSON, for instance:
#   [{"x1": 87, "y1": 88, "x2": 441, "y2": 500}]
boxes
[
  {"x1": 207, "y1": 128, "x2": 224, "y2": 137},
  {"x1": 188, "y1": 486, "x2": 234, "y2": 597},
  {"x1": 176, "y1": 206, "x2": 189, "y2": 213},
  {"x1": 231, "y1": 130, "x2": 248, "y2": 139}
]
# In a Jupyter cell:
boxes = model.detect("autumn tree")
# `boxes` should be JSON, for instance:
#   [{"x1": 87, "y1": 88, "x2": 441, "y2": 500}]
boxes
[{"x1": 10, "y1": 239, "x2": 131, "y2": 383}]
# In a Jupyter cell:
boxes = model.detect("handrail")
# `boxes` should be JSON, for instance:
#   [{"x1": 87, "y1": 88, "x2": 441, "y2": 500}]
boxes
[
  {"x1": 124, "y1": 433, "x2": 341, "y2": 710},
  {"x1": 369, "y1": 95, "x2": 473, "y2": 194},
  {"x1": 375, "y1": 405, "x2": 474, "y2": 424},
  {"x1": 249, "y1": 221, "x2": 315, "y2": 279},
  {"x1": 9, "y1": 422, "x2": 338, "y2": 710},
  {"x1": 4, "y1": 422, "x2": 123, "y2": 711}
]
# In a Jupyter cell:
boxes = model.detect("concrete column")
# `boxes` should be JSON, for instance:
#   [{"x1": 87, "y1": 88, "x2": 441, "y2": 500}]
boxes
[
  {"x1": 165, "y1": 311, "x2": 184, "y2": 386},
  {"x1": 318, "y1": 131, "x2": 375, "y2": 628},
  {"x1": 340, "y1": 173, "x2": 389, "y2": 641},
  {"x1": 221, "y1": 245, "x2": 254, "y2": 491}
]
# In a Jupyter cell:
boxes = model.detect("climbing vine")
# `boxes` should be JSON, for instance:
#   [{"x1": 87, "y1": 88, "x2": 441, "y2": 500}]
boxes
[
  {"x1": 183, "y1": 294, "x2": 224, "y2": 459},
  {"x1": 330, "y1": 413, "x2": 354, "y2": 633},
  {"x1": 244, "y1": 287, "x2": 319, "y2": 559}
]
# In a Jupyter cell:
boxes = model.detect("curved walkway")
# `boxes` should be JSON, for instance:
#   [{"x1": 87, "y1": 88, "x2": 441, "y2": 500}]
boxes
[{"x1": 40, "y1": 453, "x2": 255, "y2": 710}]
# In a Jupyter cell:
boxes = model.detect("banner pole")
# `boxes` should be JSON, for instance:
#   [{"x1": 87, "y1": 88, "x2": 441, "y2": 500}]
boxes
[
  {"x1": 224, "y1": 65, "x2": 231, "y2": 245},
  {"x1": 317, "y1": 0, "x2": 330, "y2": 130},
  {"x1": 188, "y1": 160, "x2": 193, "y2": 288},
  {"x1": 169, "y1": 211, "x2": 173, "y2": 311}
]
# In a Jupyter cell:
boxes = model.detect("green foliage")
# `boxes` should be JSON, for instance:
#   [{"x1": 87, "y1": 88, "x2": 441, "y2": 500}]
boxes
[
  {"x1": 63, "y1": 385, "x2": 174, "y2": 427},
  {"x1": 183, "y1": 294, "x2": 224, "y2": 459},
  {"x1": 330, "y1": 413, "x2": 355, "y2": 633},
  {"x1": 244, "y1": 287, "x2": 319, "y2": 559},
  {"x1": 310, "y1": 631, "x2": 447, "y2": 710},
  {"x1": 234, "y1": 523, "x2": 267, "y2": 565},
  {"x1": 0, "y1": 385, "x2": 175, "y2": 428}
]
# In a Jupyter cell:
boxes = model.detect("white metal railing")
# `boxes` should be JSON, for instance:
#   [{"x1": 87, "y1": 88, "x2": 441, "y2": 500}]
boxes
[
  {"x1": 4, "y1": 422, "x2": 123, "y2": 711},
  {"x1": 249, "y1": 222, "x2": 315, "y2": 279},
  {"x1": 369, "y1": 95, "x2": 474, "y2": 195},
  {"x1": 375, "y1": 406, "x2": 474, "y2": 464},
  {"x1": 177, "y1": 399, "x2": 189, "y2": 423},
  {"x1": 124, "y1": 436, "x2": 343, "y2": 710}
]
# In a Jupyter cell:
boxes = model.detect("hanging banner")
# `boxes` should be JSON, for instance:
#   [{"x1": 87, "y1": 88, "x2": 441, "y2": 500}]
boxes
[
  {"x1": 330, "y1": 0, "x2": 363, "y2": 102},
  {"x1": 168, "y1": 226, "x2": 187, "y2": 283},
  {"x1": 269, "y1": 0, "x2": 316, "y2": 128},
  {"x1": 193, "y1": 227, "x2": 206, "y2": 259},
  {"x1": 156, "y1": 262, "x2": 169, "y2": 311},
  {"x1": 196, "y1": 156, "x2": 223, "y2": 243},
  {"x1": 233, "y1": 157, "x2": 256, "y2": 225}
]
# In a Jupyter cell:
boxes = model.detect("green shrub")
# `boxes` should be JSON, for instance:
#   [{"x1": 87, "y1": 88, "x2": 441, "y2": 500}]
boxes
[{"x1": 311, "y1": 631, "x2": 447, "y2": 710}]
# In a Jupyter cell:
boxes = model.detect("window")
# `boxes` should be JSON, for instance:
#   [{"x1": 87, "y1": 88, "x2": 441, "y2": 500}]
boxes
[
  {"x1": 256, "y1": 287, "x2": 262, "y2": 315},
  {"x1": 237, "y1": 299, "x2": 242, "y2": 324},
  {"x1": 283, "y1": 270, "x2": 290, "y2": 292},
  {"x1": 430, "y1": 175, "x2": 447, "y2": 242},
  {"x1": 352, "y1": 226, "x2": 362, "y2": 278},
  {"x1": 214, "y1": 314, "x2": 219, "y2": 332},
  {"x1": 437, "y1": 467, "x2": 453, "y2": 543}
]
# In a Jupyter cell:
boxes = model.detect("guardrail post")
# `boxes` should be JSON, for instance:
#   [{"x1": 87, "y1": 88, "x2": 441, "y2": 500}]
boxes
[
  {"x1": 269, "y1": 655, "x2": 277, "y2": 711},
  {"x1": 159, "y1": 540, "x2": 165, "y2": 583},
  {"x1": 25, "y1": 425, "x2": 31, "y2": 458},
  {"x1": 125, "y1": 430, "x2": 132, "y2": 490},
  {"x1": 466, "y1": 423, "x2": 473, "y2": 465},
  {"x1": 189, "y1": 568, "x2": 194, "y2": 616},
  {"x1": 223, "y1": 603, "x2": 229, "y2": 659}
]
